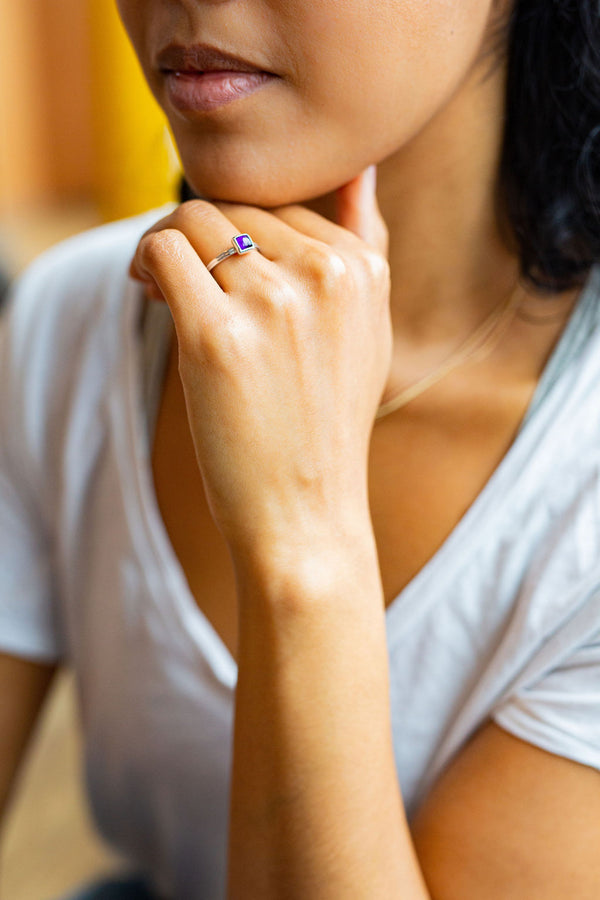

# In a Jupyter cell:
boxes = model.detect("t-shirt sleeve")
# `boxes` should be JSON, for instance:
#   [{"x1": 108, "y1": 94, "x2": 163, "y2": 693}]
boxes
[
  {"x1": 0, "y1": 292, "x2": 64, "y2": 664},
  {"x1": 491, "y1": 594, "x2": 600, "y2": 771}
]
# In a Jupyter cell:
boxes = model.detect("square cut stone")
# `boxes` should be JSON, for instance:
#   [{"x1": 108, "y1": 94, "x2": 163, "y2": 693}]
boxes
[{"x1": 233, "y1": 233, "x2": 253, "y2": 253}]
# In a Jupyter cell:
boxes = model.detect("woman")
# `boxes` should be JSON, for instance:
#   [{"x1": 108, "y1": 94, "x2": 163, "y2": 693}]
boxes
[{"x1": 1, "y1": 1, "x2": 599, "y2": 898}]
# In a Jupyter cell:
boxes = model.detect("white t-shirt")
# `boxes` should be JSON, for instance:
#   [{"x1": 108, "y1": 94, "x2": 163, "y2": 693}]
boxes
[{"x1": 1, "y1": 209, "x2": 600, "y2": 900}]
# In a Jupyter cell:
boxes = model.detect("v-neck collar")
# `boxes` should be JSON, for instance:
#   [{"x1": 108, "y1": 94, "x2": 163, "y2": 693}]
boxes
[{"x1": 118, "y1": 264, "x2": 600, "y2": 681}]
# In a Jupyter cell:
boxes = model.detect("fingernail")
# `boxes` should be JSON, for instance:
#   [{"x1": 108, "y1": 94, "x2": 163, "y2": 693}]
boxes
[{"x1": 364, "y1": 165, "x2": 377, "y2": 196}]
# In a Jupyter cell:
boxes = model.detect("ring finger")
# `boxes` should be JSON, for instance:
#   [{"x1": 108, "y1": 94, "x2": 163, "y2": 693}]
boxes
[{"x1": 153, "y1": 199, "x2": 300, "y2": 293}]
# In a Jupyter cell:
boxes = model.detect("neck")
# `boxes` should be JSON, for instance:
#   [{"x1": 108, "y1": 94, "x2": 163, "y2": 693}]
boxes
[{"x1": 304, "y1": 58, "x2": 525, "y2": 356}]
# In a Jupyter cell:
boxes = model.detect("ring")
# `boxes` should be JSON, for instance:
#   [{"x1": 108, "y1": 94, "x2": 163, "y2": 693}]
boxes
[{"x1": 206, "y1": 233, "x2": 262, "y2": 273}]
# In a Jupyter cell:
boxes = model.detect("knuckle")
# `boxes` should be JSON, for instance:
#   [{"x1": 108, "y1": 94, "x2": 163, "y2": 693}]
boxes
[
  {"x1": 251, "y1": 266, "x2": 299, "y2": 317},
  {"x1": 269, "y1": 281, "x2": 300, "y2": 317},
  {"x1": 362, "y1": 249, "x2": 390, "y2": 284},
  {"x1": 139, "y1": 228, "x2": 183, "y2": 269},
  {"x1": 303, "y1": 240, "x2": 330, "y2": 268},
  {"x1": 304, "y1": 242, "x2": 348, "y2": 291}
]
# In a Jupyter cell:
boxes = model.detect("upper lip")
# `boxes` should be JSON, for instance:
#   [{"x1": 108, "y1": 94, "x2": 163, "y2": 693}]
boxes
[{"x1": 157, "y1": 43, "x2": 271, "y2": 74}]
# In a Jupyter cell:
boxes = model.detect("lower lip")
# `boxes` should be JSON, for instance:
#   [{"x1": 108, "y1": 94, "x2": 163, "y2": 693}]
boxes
[{"x1": 164, "y1": 70, "x2": 276, "y2": 112}]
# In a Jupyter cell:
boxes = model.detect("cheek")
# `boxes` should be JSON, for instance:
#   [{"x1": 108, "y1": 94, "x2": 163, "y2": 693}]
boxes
[
  {"x1": 115, "y1": 0, "x2": 146, "y2": 59},
  {"x1": 116, "y1": 0, "x2": 167, "y2": 80},
  {"x1": 115, "y1": 0, "x2": 136, "y2": 37},
  {"x1": 299, "y1": 0, "x2": 494, "y2": 143}
]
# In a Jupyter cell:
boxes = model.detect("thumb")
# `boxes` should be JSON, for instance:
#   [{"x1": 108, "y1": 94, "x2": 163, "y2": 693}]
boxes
[{"x1": 335, "y1": 165, "x2": 389, "y2": 258}]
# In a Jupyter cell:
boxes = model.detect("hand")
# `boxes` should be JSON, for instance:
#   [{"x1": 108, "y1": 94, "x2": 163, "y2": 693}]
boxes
[{"x1": 130, "y1": 167, "x2": 391, "y2": 559}]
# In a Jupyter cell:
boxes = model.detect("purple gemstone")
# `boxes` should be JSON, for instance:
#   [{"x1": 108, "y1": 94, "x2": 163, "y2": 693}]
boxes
[{"x1": 233, "y1": 233, "x2": 253, "y2": 253}]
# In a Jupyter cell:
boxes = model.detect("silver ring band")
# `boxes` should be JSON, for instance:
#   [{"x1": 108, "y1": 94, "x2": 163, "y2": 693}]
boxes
[{"x1": 206, "y1": 233, "x2": 261, "y2": 273}]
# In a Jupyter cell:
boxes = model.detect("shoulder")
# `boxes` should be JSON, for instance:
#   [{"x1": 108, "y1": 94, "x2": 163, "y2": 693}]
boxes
[
  {"x1": 513, "y1": 264, "x2": 600, "y2": 583},
  {"x1": 0, "y1": 204, "x2": 175, "y2": 481},
  {"x1": 0, "y1": 204, "x2": 175, "y2": 408},
  {"x1": 4, "y1": 203, "x2": 176, "y2": 335}
]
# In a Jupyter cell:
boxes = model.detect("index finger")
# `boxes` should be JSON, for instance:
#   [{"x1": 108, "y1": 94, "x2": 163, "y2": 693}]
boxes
[{"x1": 133, "y1": 225, "x2": 228, "y2": 347}]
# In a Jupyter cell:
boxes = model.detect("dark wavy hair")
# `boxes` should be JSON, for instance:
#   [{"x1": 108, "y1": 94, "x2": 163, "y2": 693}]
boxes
[{"x1": 491, "y1": 0, "x2": 600, "y2": 294}]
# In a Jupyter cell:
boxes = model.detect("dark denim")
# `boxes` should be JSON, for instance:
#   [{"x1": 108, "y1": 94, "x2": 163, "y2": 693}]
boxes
[{"x1": 58, "y1": 875, "x2": 159, "y2": 900}]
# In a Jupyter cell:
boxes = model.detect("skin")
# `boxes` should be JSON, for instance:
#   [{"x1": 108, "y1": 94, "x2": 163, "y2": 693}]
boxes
[
  {"x1": 113, "y1": 1, "x2": 598, "y2": 898},
  {"x1": 118, "y1": 0, "x2": 577, "y2": 389},
  {"x1": 118, "y1": 0, "x2": 500, "y2": 210}
]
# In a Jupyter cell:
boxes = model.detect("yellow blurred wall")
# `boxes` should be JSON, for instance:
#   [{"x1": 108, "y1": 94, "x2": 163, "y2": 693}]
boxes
[
  {"x1": 89, "y1": 0, "x2": 180, "y2": 220},
  {"x1": 0, "y1": 0, "x2": 179, "y2": 220}
]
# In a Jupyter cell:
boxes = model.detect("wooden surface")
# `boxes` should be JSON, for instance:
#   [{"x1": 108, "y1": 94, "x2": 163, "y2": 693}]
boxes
[{"x1": 0, "y1": 671, "x2": 129, "y2": 900}]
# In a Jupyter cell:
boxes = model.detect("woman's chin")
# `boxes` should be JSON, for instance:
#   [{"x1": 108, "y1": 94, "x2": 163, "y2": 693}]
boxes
[{"x1": 181, "y1": 164, "x2": 342, "y2": 213}]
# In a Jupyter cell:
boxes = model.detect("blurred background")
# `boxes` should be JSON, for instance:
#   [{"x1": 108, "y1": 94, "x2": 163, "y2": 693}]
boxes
[
  {"x1": 0, "y1": 0, "x2": 180, "y2": 283},
  {"x1": 0, "y1": 1, "x2": 181, "y2": 897}
]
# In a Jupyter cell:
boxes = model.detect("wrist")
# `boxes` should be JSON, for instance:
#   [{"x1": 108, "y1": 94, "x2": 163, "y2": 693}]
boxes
[{"x1": 229, "y1": 513, "x2": 383, "y2": 613}]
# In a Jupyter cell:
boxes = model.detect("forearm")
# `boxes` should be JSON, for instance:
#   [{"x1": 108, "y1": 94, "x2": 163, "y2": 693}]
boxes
[{"x1": 226, "y1": 524, "x2": 430, "y2": 900}]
